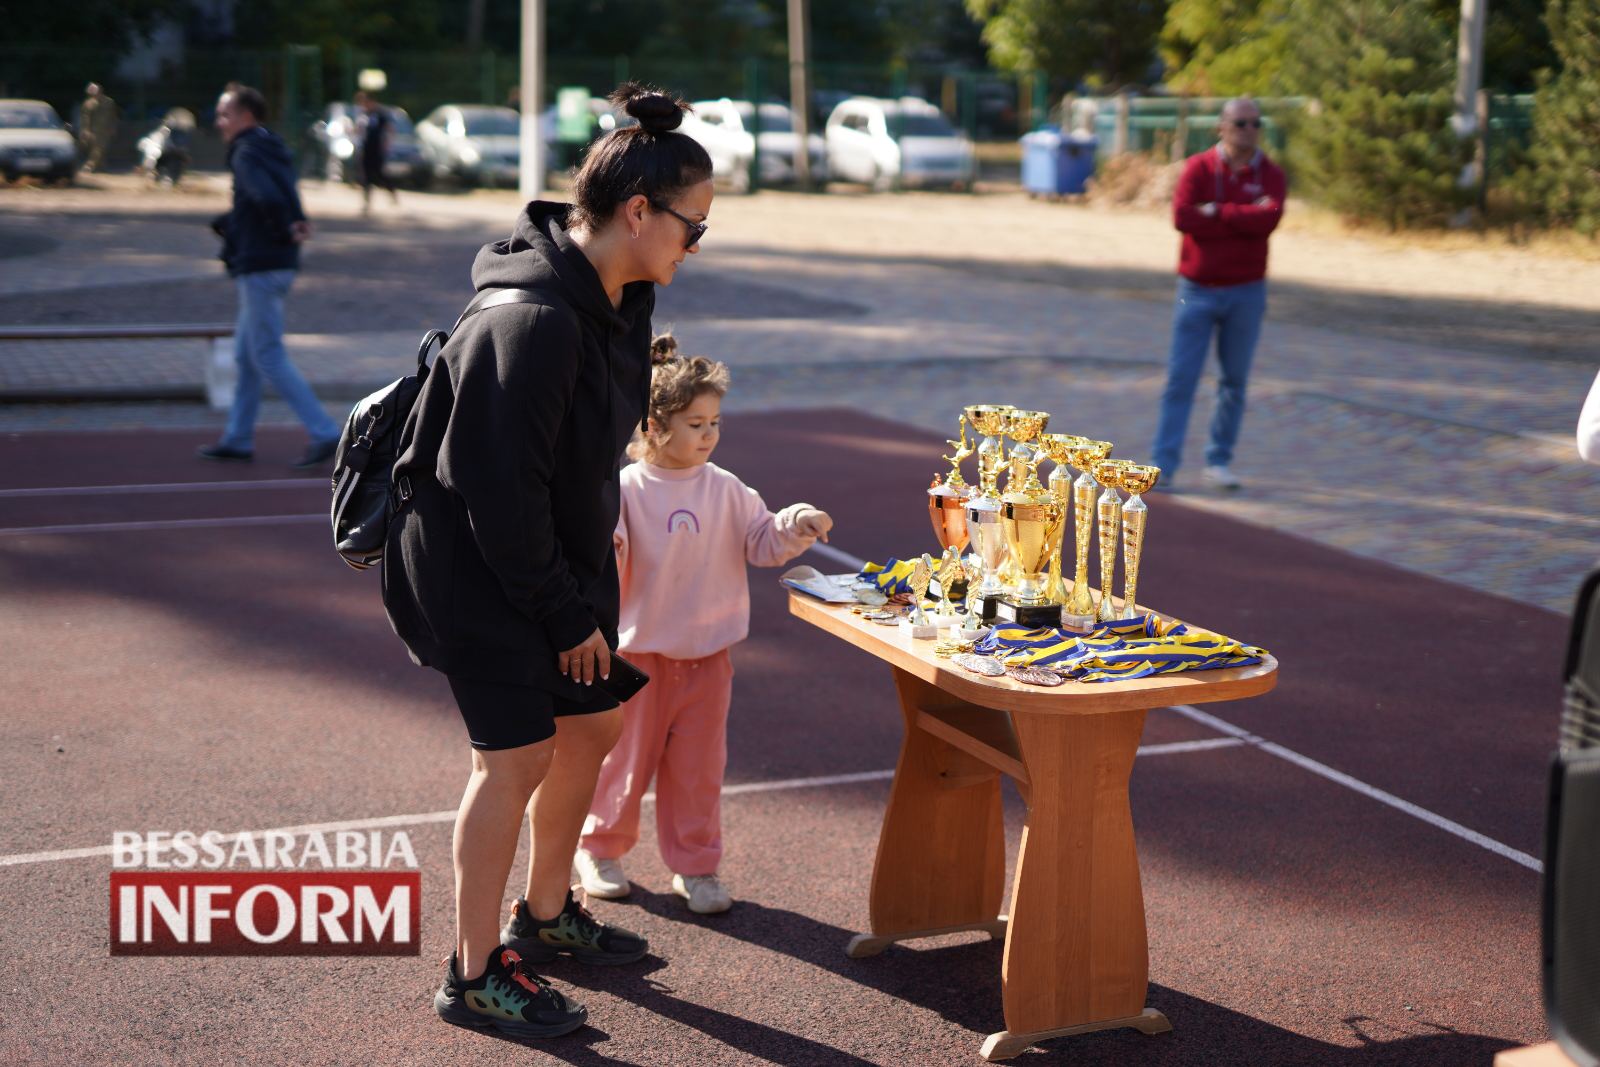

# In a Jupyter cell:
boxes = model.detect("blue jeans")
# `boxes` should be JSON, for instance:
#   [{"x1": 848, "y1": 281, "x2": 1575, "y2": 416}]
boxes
[
  {"x1": 220, "y1": 269, "x2": 340, "y2": 451},
  {"x1": 1150, "y1": 277, "x2": 1267, "y2": 478}
]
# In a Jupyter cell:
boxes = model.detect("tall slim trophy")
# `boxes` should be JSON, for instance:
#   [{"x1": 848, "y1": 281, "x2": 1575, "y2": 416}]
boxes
[
  {"x1": 1062, "y1": 438, "x2": 1114, "y2": 631},
  {"x1": 1091, "y1": 458, "x2": 1131, "y2": 624},
  {"x1": 997, "y1": 413, "x2": 1066, "y2": 628},
  {"x1": 928, "y1": 416, "x2": 973, "y2": 606},
  {"x1": 1037, "y1": 433, "x2": 1086, "y2": 605},
  {"x1": 963, "y1": 405, "x2": 1015, "y2": 621},
  {"x1": 1112, "y1": 463, "x2": 1161, "y2": 619}
]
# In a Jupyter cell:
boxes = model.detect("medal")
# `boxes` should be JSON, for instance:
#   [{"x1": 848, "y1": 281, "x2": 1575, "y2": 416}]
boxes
[
  {"x1": 1006, "y1": 665, "x2": 1066, "y2": 687},
  {"x1": 952, "y1": 653, "x2": 1007, "y2": 677}
]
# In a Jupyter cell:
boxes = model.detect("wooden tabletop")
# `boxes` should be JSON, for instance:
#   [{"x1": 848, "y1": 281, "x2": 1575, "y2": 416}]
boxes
[{"x1": 788, "y1": 591, "x2": 1278, "y2": 715}]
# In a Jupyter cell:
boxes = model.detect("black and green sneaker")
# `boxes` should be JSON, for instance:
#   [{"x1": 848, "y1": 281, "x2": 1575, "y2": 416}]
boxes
[
  {"x1": 501, "y1": 890, "x2": 649, "y2": 966},
  {"x1": 433, "y1": 945, "x2": 588, "y2": 1039}
]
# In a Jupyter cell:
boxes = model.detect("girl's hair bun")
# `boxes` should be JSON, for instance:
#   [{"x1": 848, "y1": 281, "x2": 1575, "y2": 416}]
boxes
[
  {"x1": 649, "y1": 332, "x2": 680, "y2": 366},
  {"x1": 610, "y1": 80, "x2": 688, "y2": 135}
]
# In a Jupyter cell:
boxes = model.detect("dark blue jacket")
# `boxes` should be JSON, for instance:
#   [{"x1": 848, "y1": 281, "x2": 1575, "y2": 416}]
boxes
[{"x1": 211, "y1": 126, "x2": 306, "y2": 276}]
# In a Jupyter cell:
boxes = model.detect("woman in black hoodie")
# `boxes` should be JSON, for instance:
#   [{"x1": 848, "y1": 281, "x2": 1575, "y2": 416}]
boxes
[{"x1": 383, "y1": 84, "x2": 713, "y2": 1039}]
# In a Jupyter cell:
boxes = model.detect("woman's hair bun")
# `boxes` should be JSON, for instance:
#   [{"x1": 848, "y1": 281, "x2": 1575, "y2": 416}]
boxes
[
  {"x1": 610, "y1": 80, "x2": 687, "y2": 135},
  {"x1": 649, "y1": 332, "x2": 680, "y2": 366}
]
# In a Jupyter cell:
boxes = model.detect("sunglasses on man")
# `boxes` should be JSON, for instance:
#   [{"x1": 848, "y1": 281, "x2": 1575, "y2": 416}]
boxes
[
  {"x1": 650, "y1": 201, "x2": 708, "y2": 249},
  {"x1": 1231, "y1": 118, "x2": 1264, "y2": 129}
]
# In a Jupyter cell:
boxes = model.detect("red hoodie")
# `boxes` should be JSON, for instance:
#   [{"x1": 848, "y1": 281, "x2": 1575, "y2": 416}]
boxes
[{"x1": 1173, "y1": 146, "x2": 1287, "y2": 287}]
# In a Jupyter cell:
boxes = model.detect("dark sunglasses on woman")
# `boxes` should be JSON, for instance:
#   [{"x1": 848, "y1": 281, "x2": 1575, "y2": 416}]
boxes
[
  {"x1": 1232, "y1": 119, "x2": 1264, "y2": 129},
  {"x1": 650, "y1": 201, "x2": 707, "y2": 249}
]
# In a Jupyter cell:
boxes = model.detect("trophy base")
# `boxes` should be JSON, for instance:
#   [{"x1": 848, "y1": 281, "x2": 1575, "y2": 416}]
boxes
[
  {"x1": 994, "y1": 598, "x2": 1064, "y2": 629},
  {"x1": 969, "y1": 592, "x2": 1003, "y2": 623},
  {"x1": 899, "y1": 618, "x2": 939, "y2": 640},
  {"x1": 1059, "y1": 611, "x2": 1099, "y2": 634},
  {"x1": 928, "y1": 575, "x2": 969, "y2": 603}
]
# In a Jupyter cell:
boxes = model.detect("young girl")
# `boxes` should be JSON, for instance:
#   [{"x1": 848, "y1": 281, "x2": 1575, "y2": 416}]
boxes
[{"x1": 576, "y1": 335, "x2": 834, "y2": 914}]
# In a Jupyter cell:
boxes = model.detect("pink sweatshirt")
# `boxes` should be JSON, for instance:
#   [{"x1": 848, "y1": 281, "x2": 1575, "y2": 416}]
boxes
[{"x1": 615, "y1": 460, "x2": 817, "y2": 660}]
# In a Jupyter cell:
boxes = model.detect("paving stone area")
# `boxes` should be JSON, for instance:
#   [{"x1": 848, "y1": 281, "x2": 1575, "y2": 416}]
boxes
[{"x1": 2, "y1": 177, "x2": 1596, "y2": 615}]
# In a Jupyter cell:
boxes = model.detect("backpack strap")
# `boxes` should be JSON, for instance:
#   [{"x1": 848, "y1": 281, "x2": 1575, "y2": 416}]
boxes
[{"x1": 450, "y1": 287, "x2": 550, "y2": 335}]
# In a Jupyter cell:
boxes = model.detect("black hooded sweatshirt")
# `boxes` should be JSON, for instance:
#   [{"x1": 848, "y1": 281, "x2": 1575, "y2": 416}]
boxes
[
  {"x1": 210, "y1": 126, "x2": 307, "y2": 276},
  {"x1": 382, "y1": 202, "x2": 654, "y2": 697}
]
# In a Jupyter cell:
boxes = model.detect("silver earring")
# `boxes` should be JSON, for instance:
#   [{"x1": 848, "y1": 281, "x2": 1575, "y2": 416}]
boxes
[{"x1": 631, "y1": 230, "x2": 638, "y2": 239}]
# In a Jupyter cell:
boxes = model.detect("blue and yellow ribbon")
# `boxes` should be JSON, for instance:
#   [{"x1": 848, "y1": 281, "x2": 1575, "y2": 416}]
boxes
[
  {"x1": 857, "y1": 558, "x2": 921, "y2": 595},
  {"x1": 973, "y1": 616, "x2": 1266, "y2": 683}
]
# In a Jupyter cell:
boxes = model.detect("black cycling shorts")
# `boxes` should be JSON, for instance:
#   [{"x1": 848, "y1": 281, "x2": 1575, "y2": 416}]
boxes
[{"x1": 445, "y1": 674, "x2": 619, "y2": 751}]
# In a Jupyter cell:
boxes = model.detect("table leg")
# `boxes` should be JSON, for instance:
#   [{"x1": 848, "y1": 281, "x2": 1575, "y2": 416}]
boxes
[
  {"x1": 981, "y1": 706, "x2": 1170, "y2": 1061},
  {"x1": 848, "y1": 668, "x2": 1008, "y2": 958}
]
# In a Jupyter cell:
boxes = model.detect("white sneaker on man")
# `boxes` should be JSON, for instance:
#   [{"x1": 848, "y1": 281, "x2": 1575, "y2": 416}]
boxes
[
  {"x1": 1202, "y1": 465, "x2": 1242, "y2": 490},
  {"x1": 574, "y1": 849, "x2": 631, "y2": 900},
  {"x1": 671, "y1": 873, "x2": 733, "y2": 915}
]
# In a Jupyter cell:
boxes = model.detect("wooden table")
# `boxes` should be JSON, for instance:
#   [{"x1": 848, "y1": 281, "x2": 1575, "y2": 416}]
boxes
[{"x1": 789, "y1": 592, "x2": 1279, "y2": 1060}]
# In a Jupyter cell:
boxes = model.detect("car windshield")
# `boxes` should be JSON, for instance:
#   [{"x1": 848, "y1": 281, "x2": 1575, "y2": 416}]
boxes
[
  {"x1": 895, "y1": 113, "x2": 956, "y2": 138},
  {"x1": 0, "y1": 105, "x2": 62, "y2": 130},
  {"x1": 756, "y1": 109, "x2": 793, "y2": 132},
  {"x1": 463, "y1": 111, "x2": 518, "y2": 136}
]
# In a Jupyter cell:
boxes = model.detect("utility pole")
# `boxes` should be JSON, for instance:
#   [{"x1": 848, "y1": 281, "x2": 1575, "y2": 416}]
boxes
[
  {"x1": 518, "y1": 0, "x2": 545, "y2": 200},
  {"x1": 1451, "y1": 0, "x2": 1488, "y2": 186},
  {"x1": 787, "y1": 0, "x2": 812, "y2": 190}
]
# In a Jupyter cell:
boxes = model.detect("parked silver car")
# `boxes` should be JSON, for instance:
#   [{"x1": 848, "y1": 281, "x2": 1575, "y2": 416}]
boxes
[
  {"x1": 690, "y1": 99, "x2": 828, "y2": 188},
  {"x1": 415, "y1": 105, "x2": 521, "y2": 187},
  {"x1": 0, "y1": 99, "x2": 78, "y2": 183}
]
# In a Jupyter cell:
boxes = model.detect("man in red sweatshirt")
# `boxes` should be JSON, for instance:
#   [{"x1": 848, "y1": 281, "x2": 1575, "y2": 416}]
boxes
[{"x1": 1151, "y1": 97, "x2": 1287, "y2": 490}]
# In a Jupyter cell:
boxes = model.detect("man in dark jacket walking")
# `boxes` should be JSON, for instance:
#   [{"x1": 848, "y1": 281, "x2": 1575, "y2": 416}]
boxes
[
  {"x1": 199, "y1": 84, "x2": 341, "y2": 469},
  {"x1": 1151, "y1": 96, "x2": 1286, "y2": 490}
]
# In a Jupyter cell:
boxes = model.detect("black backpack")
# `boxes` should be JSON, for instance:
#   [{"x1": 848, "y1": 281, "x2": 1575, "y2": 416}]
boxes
[{"x1": 330, "y1": 288, "x2": 546, "y2": 570}]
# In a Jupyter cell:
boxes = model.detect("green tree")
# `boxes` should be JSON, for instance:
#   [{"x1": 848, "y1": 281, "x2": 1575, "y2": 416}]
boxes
[
  {"x1": 1277, "y1": 0, "x2": 1468, "y2": 228},
  {"x1": 1521, "y1": 0, "x2": 1600, "y2": 233},
  {"x1": 4, "y1": 0, "x2": 187, "y2": 51},
  {"x1": 1160, "y1": 0, "x2": 1283, "y2": 96},
  {"x1": 964, "y1": 0, "x2": 1169, "y2": 87}
]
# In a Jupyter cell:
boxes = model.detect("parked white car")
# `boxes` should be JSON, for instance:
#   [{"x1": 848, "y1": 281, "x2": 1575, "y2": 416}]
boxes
[
  {"x1": 692, "y1": 99, "x2": 827, "y2": 187},
  {"x1": 0, "y1": 99, "x2": 78, "y2": 183},
  {"x1": 415, "y1": 104, "x2": 521, "y2": 187},
  {"x1": 824, "y1": 96, "x2": 975, "y2": 191},
  {"x1": 678, "y1": 106, "x2": 754, "y2": 193}
]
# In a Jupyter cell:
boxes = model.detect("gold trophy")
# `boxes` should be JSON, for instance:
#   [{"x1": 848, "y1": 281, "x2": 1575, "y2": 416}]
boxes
[
  {"x1": 1111, "y1": 463, "x2": 1161, "y2": 619},
  {"x1": 1061, "y1": 438, "x2": 1114, "y2": 630},
  {"x1": 963, "y1": 405, "x2": 1015, "y2": 622},
  {"x1": 933, "y1": 546, "x2": 964, "y2": 624},
  {"x1": 1091, "y1": 459, "x2": 1136, "y2": 624},
  {"x1": 963, "y1": 404, "x2": 1015, "y2": 501},
  {"x1": 1000, "y1": 409, "x2": 1050, "y2": 495},
  {"x1": 1036, "y1": 433, "x2": 1085, "y2": 605},
  {"x1": 997, "y1": 426, "x2": 1067, "y2": 629},
  {"x1": 900, "y1": 554, "x2": 938, "y2": 640}
]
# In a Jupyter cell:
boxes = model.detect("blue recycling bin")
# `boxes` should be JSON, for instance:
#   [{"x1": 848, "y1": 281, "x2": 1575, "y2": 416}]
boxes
[{"x1": 1020, "y1": 127, "x2": 1098, "y2": 196}]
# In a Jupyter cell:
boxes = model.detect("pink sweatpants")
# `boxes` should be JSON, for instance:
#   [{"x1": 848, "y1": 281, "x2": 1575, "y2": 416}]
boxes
[{"x1": 580, "y1": 649, "x2": 733, "y2": 876}]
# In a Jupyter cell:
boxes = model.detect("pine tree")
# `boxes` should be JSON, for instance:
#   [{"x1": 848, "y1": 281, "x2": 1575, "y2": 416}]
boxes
[
  {"x1": 1523, "y1": 0, "x2": 1600, "y2": 233},
  {"x1": 1278, "y1": 0, "x2": 1468, "y2": 229}
]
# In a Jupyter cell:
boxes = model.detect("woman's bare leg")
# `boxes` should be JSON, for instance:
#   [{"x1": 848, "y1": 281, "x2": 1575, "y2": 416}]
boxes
[{"x1": 523, "y1": 708, "x2": 624, "y2": 917}]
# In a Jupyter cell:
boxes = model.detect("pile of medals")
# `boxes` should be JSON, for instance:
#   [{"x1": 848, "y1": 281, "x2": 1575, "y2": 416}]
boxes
[{"x1": 848, "y1": 575, "x2": 1066, "y2": 686}]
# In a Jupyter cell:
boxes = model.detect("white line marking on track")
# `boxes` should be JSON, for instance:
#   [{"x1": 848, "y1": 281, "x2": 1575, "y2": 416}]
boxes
[
  {"x1": 0, "y1": 514, "x2": 323, "y2": 537},
  {"x1": 0, "y1": 479, "x2": 324, "y2": 499},
  {"x1": 0, "y1": 737, "x2": 1238, "y2": 869},
  {"x1": 1170, "y1": 704, "x2": 1543, "y2": 872}
]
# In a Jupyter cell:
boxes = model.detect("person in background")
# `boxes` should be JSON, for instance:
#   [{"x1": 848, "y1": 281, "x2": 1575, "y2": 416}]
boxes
[
  {"x1": 77, "y1": 83, "x2": 118, "y2": 172},
  {"x1": 354, "y1": 91, "x2": 399, "y2": 214},
  {"x1": 575, "y1": 335, "x2": 833, "y2": 915},
  {"x1": 1150, "y1": 96, "x2": 1287, "y2": 491},
  {"x1": 199, "y1": 84, "x2": 342, "y2": 469}
]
